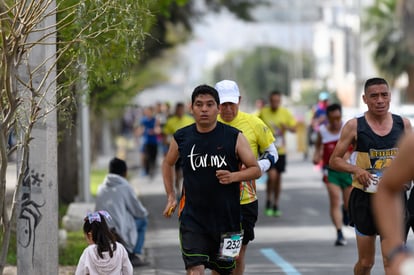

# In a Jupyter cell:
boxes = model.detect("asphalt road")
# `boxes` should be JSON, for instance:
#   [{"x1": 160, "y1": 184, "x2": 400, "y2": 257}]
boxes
[{"x1": 130, "y1": 152, "x2": 390, "y2": 275}]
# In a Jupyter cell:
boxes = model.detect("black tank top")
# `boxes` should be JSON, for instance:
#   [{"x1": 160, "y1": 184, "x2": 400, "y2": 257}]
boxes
[
  {"x1": 352, "y1": 114, "x2": 404, "y2": 190},
  {"x1": 174, "y1": 122, "x2": 241, "y2": 233}
]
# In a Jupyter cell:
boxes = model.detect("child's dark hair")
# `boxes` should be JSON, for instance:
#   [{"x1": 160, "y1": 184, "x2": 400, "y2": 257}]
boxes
[{"x1": 83, "y1": 211, "x2": 117, "y2": 259}]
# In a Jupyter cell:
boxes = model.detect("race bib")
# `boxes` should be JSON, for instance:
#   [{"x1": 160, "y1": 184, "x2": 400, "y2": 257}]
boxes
[
  {"x1": 218, "y1": 231, "x2": 243, "y2": 261},
  {"x1": 364, "y1": 169, "x2": 382, "y2": 193}
]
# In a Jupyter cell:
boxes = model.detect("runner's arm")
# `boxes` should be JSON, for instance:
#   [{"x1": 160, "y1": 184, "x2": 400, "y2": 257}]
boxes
[
  {"x1": 329, "y1": 118, "x2": 370, "y2": 186},
  {"x1": 216, "y1": 133, "x2": 261, "y2": 184},
  {"x1": 373, "y1": 132, "x2": 414, "y2": 267},
  {"x1": 403, "y1": 117, "x2": 412, "y2": 134},
  {"x1": 312, "y1": 131, "x2": 322, "y2": 165},
  {"x1": 162, "y1": 138, "x2": 179, "y2": 217}
]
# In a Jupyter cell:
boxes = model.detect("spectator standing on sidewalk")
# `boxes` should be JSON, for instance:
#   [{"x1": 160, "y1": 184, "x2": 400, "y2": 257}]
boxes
[
  {"x1": 162, "y1": 84, "x2": 261, "y2": 275},
  {"x1": 215, "y1": 80, "x2": 277, "y2": 274},
  {"x1": 258, "y1": 91, "x2": 297, "y2": 217},
  {"x1": 313, "y1": 103, "x2": 352, "y2": 246},
  {"x1": 162, "y1": 102, "x2": 194, "y2": 198},
  {"x1": 329, "y1": 77, "x2": 412, "y2": 274},
  {"x1": 95, "y1": 157, "x2": 149, "y2": 267}
]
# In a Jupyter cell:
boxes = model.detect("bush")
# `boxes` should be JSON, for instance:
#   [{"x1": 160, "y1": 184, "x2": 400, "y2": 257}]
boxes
[
  {"x1": 90, "y1": 168, "x2": 106, "y2": 196},
  {"x1": 59, "y1": 231, "x2": 86, "y2": 265}
]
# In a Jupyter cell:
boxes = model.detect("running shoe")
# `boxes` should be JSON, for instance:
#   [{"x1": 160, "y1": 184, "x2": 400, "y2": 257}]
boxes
[
  {"x1": 272, "y1": 205, "x2": 282, "y2": 217},
  {"x1": 130, "y1": 254, "x2": 150, "y2": 267},
  {"x1": 273, "y1": 209, "x2": 282, "y2": 217},
  {"x1": 265, "y1": 208, "x2": 274, "y2": 216},
  {"x1": 335, "y1": 236, "x2": 347, "y2": 246}
]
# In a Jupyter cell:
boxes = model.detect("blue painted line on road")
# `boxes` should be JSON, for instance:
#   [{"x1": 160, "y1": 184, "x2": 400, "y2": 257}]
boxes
[{"x1": 261, "y1": 248, "x2": 301, "y2": 275}]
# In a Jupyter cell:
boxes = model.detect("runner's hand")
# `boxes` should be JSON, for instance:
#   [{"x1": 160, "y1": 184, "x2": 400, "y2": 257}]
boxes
[
  {"x1": 163, "y1": 197, "x2": 177, "y2": 218},
  {"x1": 216, "y1": 170, "x2": 233, "y2": 184},
  {"x1": 354, "y1": 168, "x2": 373, "y2": 188}
]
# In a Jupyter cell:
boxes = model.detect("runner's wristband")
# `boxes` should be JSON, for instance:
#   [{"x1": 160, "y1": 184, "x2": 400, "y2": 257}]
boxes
[{"x1": 387, "y1": 244, "x2": 412, "y2": 262}]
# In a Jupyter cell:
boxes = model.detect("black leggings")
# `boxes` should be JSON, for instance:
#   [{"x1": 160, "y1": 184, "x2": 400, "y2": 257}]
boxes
[{"x1": 144, "y1": 143, "x2": 158, "y2": 176}]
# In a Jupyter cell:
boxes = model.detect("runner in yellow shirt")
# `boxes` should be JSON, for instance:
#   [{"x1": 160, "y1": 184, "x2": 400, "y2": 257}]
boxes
[
  {"x1": 259, "y1": 91, "x2": 297, "y2": 217},
  {"x1": 162, "y1": 102, "x2": 194, "y2": 198},
  {"x1": 215, "y1": 80, "x2": 278, "y2": 275}
]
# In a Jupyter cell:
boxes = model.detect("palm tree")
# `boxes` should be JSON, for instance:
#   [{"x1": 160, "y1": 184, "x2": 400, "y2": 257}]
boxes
[
  {"x1": 399, "y1": 0, "x2": 414, "y2": 52},
  {"x1": 363, "y1": 0, "x2": 414, "y2": 102}
]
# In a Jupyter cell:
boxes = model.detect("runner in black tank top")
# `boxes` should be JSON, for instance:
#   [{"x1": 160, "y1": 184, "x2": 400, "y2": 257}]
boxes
[
  {"x1": 161, "y1": 85, "x2": 261, "y2": 275},
  {"x1": 348, "y1": 114, "x2": 405, "y2": 236},
  {"x1": 329, "y1": 77, "x2": 412, "y2": 274},
  {"x1": 175, "y1": 122, "x2": 241, "y2": 233}
]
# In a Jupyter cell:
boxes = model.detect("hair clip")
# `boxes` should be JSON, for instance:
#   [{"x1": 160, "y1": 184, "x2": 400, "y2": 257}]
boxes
[{"x1": 86, "y1": 210, "x2": 112, "y2": 224}]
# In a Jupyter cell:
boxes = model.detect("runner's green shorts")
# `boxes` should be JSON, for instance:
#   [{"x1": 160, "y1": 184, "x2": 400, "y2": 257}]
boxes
[{"x1": 327, "y1": 168, "x2": 352, "y2": 189}]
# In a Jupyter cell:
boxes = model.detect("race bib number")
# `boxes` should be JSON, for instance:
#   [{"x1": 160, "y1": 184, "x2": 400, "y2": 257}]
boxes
[
  {"x1": 364, "y1": 169, "x2": 382, "y2": 193},
  {"x1": 218, "y1": 231, "x2": 243, "y2": 260}
]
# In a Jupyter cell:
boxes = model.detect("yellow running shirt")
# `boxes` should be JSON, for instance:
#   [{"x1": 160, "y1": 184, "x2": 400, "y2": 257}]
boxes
[
  {"x1": 258, "y1": 106, "x2": 296, "y2": 155},
  {"x1": 218, "y1": 111, "x2": 274, "y2": 204},
  {"x1": 163, "y1": 114, "x2": 194, "y2": 135}
]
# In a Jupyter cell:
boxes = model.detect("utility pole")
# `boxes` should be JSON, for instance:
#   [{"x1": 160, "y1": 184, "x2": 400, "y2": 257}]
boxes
[{"x1": 78, "y1": 72, "x2": 92, "y2": 203}]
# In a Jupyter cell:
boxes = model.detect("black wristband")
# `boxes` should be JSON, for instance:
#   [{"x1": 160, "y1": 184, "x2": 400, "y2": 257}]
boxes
[
  {"x1": 387, "y1": 244, "x2": 412, "y2": 263},
  {"x1": 259, "y1": 151, "x2": 275, "y2": 166}
]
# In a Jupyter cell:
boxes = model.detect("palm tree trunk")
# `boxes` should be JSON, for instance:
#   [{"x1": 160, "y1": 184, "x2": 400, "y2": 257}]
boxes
[
  {"x1": 405, "y1": 65, "x2": 414, "y2": 103},
  {"x1": 400, "y1": 0, "x2": 414, "y2": 55}
]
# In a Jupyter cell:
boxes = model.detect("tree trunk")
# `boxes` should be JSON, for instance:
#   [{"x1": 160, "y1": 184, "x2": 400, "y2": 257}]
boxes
[
  {"x1": 405, "y1": 65, "x2": 414, "y2": 104},
  {"x1": 58, "y1": 114, "x2": 79, "y2": 204},
  {"x1": 400, "y1": 0, "x2": 414, "y2": 55},
  {"x1": 90, "y1": 111, "x2": 103, "y2": 162}
]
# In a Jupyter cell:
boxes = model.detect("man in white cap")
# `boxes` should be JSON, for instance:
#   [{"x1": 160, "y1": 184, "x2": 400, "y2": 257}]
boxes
[{"x1": 215, "y1": 79, "x2": 278, "y2": 275}]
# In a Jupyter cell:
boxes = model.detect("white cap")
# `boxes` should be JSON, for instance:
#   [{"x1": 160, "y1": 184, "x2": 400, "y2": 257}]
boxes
[{"x1": 215, "y1": 80, "x2": 240, "y2": 104}]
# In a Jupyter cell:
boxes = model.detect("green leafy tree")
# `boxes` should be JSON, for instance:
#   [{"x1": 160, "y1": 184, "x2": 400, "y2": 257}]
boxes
[
  {"x1": 84, "y1": 0, "x2": 266, "y2": 119},
  {"x1": 0, "y1": 0, "x2": 155, "y2": 269},
  {"x1": 54, "y1": 0, "x2": 268, "y2": 204},
  {"x1": 212, "y1": 46, "x2": 315, "y2": 103},
  {"x1": 363, "y1": 0, "x2": 414, "y2": 102}
]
